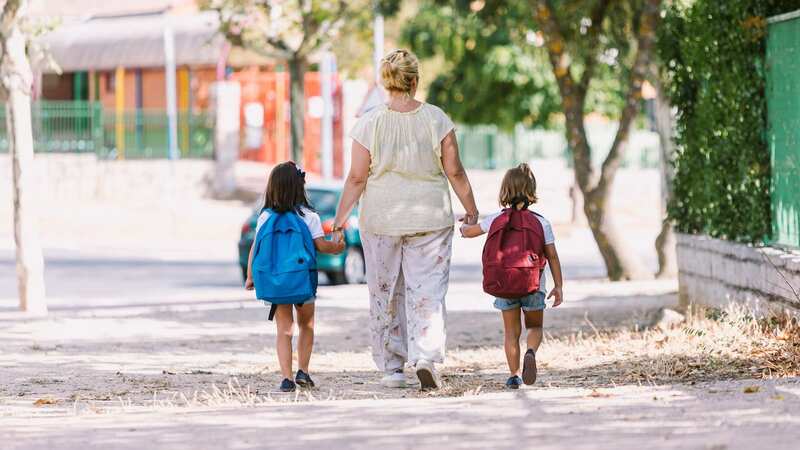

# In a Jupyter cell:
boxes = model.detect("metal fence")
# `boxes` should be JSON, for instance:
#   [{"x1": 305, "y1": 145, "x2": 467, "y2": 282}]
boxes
[
  {"x1": 0, "y1": 101, "x2": 215, "y2": 159},
  {"x1": 767, "y1": 12, "x2": 800, "y2": 248},
  {"x1": 456, "y1": 124, "x2": 661, "y2": 171}
]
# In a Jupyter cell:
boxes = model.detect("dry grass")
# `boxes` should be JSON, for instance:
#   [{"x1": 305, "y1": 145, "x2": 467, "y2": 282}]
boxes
[
  {"x1": 13, "y1": 305, "x2": 800, "y2": 416},
  {"x1": 535, "y1": 305, "x2": 800, "y2": 387}
]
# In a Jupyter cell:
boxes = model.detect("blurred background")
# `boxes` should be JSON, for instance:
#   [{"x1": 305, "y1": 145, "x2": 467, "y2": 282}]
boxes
[{"x1": 0, "y1": 0, "x2": 710, "y2": 311}]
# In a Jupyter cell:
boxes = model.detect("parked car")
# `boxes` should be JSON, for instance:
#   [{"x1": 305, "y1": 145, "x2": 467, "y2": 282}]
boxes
[{"x1": 238, "y1": 184, "x2": 365, "y2": 285}]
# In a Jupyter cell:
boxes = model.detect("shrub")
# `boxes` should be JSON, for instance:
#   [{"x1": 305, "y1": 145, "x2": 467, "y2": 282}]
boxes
[{"x1": 659, "y1": 0, "x2": 800, "y2": 243}]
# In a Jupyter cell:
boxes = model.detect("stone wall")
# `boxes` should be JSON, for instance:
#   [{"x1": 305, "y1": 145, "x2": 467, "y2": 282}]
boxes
[
  {"x1": 0, "y1": 154, "x2": 214, "y2": 206},
  {"x1": 677, "y1": 233, "x2": 800, "y2": 314}
]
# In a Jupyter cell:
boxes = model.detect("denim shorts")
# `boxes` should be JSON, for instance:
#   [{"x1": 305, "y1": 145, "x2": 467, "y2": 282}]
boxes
[{"x1": 493, "y1": 291, "x2": 546, "y2": 312}]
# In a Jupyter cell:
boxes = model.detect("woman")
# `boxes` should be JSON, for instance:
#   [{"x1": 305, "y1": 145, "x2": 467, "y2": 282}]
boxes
[{"x1": 331, "y1": 49, "x2": 479, "y2": 390}]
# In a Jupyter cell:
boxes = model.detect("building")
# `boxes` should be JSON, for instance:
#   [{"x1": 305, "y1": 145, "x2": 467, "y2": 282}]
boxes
[{"x1": 31, "y1": 0, "x2": 345, "y2": 175}]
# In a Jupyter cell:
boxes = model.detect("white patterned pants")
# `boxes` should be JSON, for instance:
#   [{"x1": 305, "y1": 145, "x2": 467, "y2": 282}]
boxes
[{"x1": 361, "y1": 227, "x2": 453, "y2": 372}]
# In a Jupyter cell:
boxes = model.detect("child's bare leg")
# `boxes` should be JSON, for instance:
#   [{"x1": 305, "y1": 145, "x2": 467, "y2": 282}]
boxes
[
  {"x1": 274, "y1": 305, "x2": 294, "y2": 380},
  {"x1": 295, "y1": 303, "x2": 315, "y2": 373},
  {"x1": 501, "y1": 308, "x2": 523, "y2": 375},
  {"x1": 524, "y1": 310, "x2": 544, "y2": 352}
]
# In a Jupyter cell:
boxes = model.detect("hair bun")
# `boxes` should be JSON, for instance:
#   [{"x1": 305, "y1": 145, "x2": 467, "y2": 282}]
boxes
[{"x1": 381, "y1": 49, "x2": 419, "y2": 94}]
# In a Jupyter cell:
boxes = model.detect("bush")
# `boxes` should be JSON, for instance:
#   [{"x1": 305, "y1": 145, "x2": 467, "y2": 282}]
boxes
[{"x1": 659, "y1": 0, "x2": 800, "y2": 243}]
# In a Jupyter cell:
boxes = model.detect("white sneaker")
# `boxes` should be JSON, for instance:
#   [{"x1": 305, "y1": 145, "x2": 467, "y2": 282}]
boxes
[
  {"x1": 381, "y1": 370, "x2": 407, "y2": 388},
  {"x1": 415, "y1": 360, "x2": 440, "y2": 390}
]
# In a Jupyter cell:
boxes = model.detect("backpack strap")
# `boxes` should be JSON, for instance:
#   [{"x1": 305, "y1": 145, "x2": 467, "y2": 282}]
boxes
[{"x1": 266, "y1": 301, "x2": 305, "y2": 321}]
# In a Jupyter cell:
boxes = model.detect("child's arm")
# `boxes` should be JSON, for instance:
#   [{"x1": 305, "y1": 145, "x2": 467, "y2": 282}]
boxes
[
  {"x1": 544, "y1": 243, "x2": 563, "y2": 306},
  {"x1": 459, "y1": 223, "x2": 485, "y2": 238},
  {"x1": 314, "y1": 236, "x2": 345, "y2": 254},
  {"x1": 245, "y1": 239, "x2": 255, "y2": 290}
]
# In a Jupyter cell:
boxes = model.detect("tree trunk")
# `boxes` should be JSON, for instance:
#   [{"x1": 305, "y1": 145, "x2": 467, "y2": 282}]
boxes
[
  {"x1": 565, "y1": 107, "x2": 649, "y2": 280},
  {"x1": 288, "y1": 56, "x2": 306, "y2": 165},
  {"x1": 583, "y1": 189, "x2": 652, "y2": 280},
  {"x1": 2, "y1": 0, "x2": 47, "y2": 314},
  {"x1": 653, "y1": 78, "x2": 677, "y2": 278},
  {"x1": 534, "y1": 0, "x2": 661, "y2": 281}
]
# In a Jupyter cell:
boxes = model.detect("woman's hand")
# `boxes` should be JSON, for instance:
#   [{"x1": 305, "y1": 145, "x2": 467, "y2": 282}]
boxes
[{"x1": 245, "y1": 277, "x2": 254, "y2": 290}]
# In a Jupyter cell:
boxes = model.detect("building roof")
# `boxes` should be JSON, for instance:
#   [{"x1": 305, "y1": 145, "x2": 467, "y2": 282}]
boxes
[
  {"x1": 40, "y1": 11, "x2": 231, "y2": 72},
  {"x1": 30, "y1": 0, "x2": 192, "y2": 19}
]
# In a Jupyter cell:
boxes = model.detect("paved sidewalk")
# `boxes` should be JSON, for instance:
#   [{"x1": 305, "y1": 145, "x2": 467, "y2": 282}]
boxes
[{"x1": 3, "y1": 378, "x2": 799, "y2": 450}]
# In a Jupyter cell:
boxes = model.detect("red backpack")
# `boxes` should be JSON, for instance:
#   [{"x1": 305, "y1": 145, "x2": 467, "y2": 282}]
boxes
[{"x1": 482, "y1": 208, "x2": 547, "y2": 298}]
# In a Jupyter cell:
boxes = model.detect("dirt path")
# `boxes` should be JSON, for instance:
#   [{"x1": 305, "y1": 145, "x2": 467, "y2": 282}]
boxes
[{"x1": 0, "y1": 280, "x2": 677, "y2": 411}]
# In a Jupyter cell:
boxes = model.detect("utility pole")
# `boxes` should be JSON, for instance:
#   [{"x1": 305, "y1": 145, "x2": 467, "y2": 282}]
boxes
[
  {"x1": 164, "y1": 26, "x2": 179, "y2": 160},
  {"x1": 320, "y1": 52, "x2": 335, "y2": 180},
  {"x1": 373, "y1": 1, "x2": 384, "y2": 83}
]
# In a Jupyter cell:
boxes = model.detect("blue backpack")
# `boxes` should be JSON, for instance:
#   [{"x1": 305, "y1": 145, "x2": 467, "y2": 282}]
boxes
[{"x1": 252, "y1": 208, "x2": 318, "y2": 319}]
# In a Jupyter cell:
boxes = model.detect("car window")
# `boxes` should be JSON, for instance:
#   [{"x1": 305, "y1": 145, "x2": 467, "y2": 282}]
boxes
[{"x1": 308, "y1": 189, "x2": 339, "y2": 215}]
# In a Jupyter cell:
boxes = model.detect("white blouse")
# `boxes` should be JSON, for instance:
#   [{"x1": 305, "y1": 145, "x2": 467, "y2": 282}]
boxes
[{"x1": 350, "y1": 103, "x2": 456, "y2": 236}]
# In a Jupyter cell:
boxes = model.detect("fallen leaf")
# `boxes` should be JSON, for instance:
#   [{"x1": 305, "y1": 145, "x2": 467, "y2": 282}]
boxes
[
  {"x1": 743, "y1": 386, "x2": 760, "y2": 394},
  {"x1": 587, "y1": 390, "x2": 612, "y2": 398},
  {"x1": 33, "y1": 398, "x2": 56, "y2": 406},
  {"x1": 771, "y1": 394, "x2": 784, "y2": 400}
]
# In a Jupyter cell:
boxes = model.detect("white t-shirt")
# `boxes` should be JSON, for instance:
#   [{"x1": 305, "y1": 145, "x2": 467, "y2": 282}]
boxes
[
  {"x1": 479, "y1": 210, "x2": 555, "y2": 295},
  {"x1": 255, "y1": 207, "x2": 324, "y2": 239},
  {"x1": 479, "y1": 210, "x2": 555, "y2": 244}
]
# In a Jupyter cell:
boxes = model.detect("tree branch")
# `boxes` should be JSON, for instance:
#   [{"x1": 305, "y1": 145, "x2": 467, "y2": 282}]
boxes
[
  {"x1": 532, "y1": 0, "x2": 595, "y2": 192},
  {"x1": 578, "y1": 0, "x2": 612, "y2": 94},
  {"x1": 532, "y1": 0, "x2": 577, "y2": 100},
  {"x1": 593, "y1": 0, "x2": 662, "y2": 197},
  {"x1": 297, "y1": 0, "x2": 349, "y2": 57}
]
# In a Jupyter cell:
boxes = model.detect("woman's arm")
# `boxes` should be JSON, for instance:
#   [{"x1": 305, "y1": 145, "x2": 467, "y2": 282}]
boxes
[
  {"x1": 441, "y1": 131, "x2": 479, "y2": 224},
  {"x1": 332, "y1": 141, "x2": 371, "y2": 239},
  {"x1": 314, "y1": 237, "x2": 345, "y2": 254},
  {"x1": 544, "y1": 243, "x2": 563, "y2": 306}
]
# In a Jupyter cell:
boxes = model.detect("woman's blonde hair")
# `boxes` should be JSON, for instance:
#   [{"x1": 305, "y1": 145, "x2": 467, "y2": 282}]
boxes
[
  {"x1": 499, "y1": 163, "x2": 538, "y2": 209},
  {"x1": 380, "y1": 49, "x2": 419, "y2": 94}
]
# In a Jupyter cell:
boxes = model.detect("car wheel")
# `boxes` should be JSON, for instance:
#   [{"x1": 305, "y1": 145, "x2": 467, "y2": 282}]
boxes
[
  {"x1": 343, "y1": 246, "x2": 366, "y2": 284},
  {"x1": 327, "y1": 271, "x2": 346, "y2": 286}
]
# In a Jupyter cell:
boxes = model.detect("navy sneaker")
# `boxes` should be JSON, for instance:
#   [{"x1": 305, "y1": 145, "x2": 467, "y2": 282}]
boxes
[
  {"x1": 506, "y1": 375, "x2": 523, "y2": 390},
  {"x1": 295, "y1": 370, "x2": 315, "y2": 388},
  {"x1": 279, "y1": 378, "x2": 296, "y2": 392},
  {"x1": 522, "y1": 349, "x2": 537, "y2": 385}
]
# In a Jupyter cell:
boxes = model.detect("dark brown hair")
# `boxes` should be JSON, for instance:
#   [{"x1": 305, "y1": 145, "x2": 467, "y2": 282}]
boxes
[
  {"x1": 263, "y1": 161, "x2": 312, "y2": 216},
  {"x1": 499, "y1": 163, "x2": 538, "y2": 209}
]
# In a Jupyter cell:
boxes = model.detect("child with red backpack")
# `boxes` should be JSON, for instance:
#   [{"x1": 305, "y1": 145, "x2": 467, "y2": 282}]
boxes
[
  {"x1": 460, "y1": 163, "x2": 563, "y2": 389},
  {"x1": 245, "y1": 162, "x2": 344, "y2": 393}
]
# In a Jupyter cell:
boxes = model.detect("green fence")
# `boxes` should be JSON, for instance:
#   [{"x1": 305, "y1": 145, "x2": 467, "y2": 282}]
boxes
[
  {"x1": 456, "y1": 124, "x2": 660, "y2": 170},
  {"x1": 767, "y1": 11, "x2": 800, "y2": 248},
  {"x1": 0, "y1": 101, "x2": 214, "y2": 159}
]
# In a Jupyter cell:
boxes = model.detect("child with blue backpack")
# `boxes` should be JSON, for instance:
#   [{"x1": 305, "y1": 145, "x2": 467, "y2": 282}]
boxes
[
  {"x1": 460, "y1": 163, "x2": 563, "y2": 389},
  {"x1": 245, "y1": 161, "x2": 345, "y2": 393}
]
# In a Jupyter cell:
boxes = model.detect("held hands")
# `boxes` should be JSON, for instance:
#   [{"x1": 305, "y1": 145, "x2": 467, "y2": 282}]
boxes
[
  {"x1": 548, "y1": 286, "x2": 563, "y2": 307},
  {"x1": 458, "y1": 211, "x2": 479, "y2": 238},
  {"x1": 329, "y1": 228, "x2": 346, "y2": 254},
  {"x1": 459, "y1": 212, "x2": 479, "y2": 226}
]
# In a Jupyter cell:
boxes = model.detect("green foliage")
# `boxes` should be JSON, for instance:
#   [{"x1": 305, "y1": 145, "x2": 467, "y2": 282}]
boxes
[
  {"x1": 402, "y1": 1, "x2": 647, "y2": 130},
  {"x1": 403, "y1": 1, "x2": 560, "y2": 129},
  {"x1": 660, "y1": 0, "x2": 800, "y2": 243}
]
